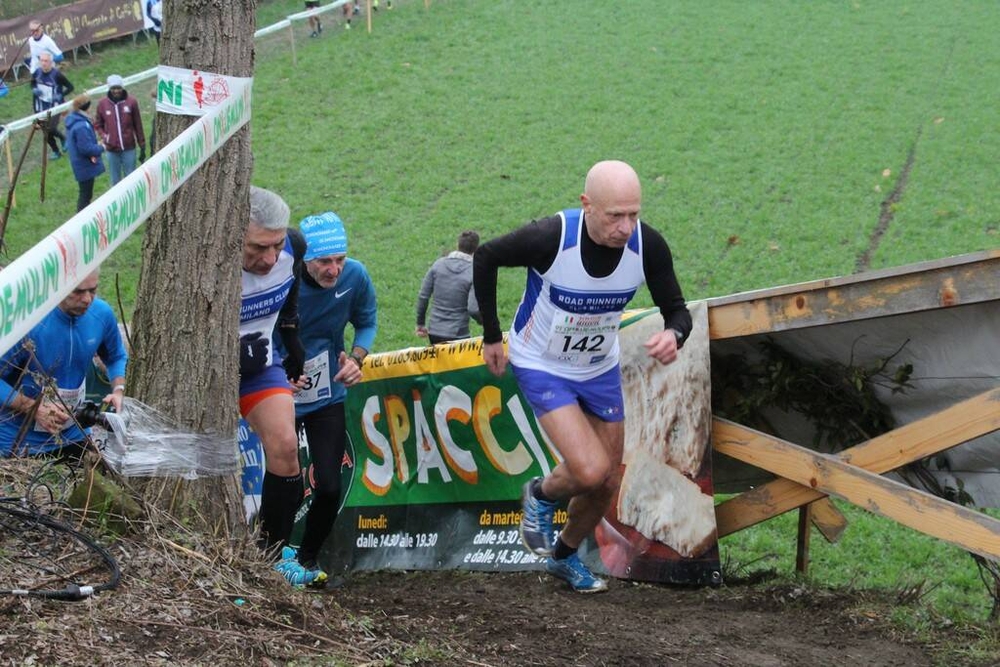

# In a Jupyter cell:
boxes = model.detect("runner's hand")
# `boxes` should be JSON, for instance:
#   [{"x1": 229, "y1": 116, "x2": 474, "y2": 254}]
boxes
[
  {"x1": 482, "y1": 341, "x2": 507, "y2": 377},
  {"x1": 239, "y1": 332, "x2": 269, "y2": 376},
  {"x1": 333, "y1": 351, "x2": 362, "y2": 387},
  {"x1": 643, "y1": 329, "x2": 679, "y2": 365}
]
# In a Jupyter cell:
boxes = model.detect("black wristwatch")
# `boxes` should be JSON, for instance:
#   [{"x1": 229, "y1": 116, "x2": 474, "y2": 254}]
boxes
[{"x1": 351, "y1": 353, "x2": 365, "y2": 368}]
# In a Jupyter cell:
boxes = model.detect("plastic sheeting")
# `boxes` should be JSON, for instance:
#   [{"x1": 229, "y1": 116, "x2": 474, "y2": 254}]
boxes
[{"x1": 95, "y1": 398, "x2": 239, "y2": 478}]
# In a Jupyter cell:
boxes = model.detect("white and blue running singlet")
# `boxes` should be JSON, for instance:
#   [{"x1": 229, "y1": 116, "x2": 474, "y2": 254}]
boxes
[
  {"x1": 508, "y1": 208, "x2": 644, "y2": 381},
  {"x1": 240, "y1": 235, "x2": 295, "y2": 367}
]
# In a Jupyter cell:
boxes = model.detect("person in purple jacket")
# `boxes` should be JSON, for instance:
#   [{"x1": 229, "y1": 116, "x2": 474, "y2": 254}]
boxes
[{"x1": 94, "y1": 75, "x2": 146, "y2": 186}]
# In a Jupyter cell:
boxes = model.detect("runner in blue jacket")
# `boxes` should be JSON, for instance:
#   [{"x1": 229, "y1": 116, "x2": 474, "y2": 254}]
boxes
[
  {"x1": 0, "y1": 271, "x2": 127, "y2": 457},
  {"x1": 274, "y1": 211, "x2": 377, "y2": 586}
]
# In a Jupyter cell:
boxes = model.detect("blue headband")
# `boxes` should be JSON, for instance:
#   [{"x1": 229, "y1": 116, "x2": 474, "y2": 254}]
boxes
[{"x1": 300, "y1": 212, "x2": 347, "y2": 261}]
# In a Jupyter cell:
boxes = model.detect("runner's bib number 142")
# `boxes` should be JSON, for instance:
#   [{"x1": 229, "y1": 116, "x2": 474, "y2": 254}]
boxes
[{"x1": 544, "y1": 312, "x2": 619, "y2": 365}]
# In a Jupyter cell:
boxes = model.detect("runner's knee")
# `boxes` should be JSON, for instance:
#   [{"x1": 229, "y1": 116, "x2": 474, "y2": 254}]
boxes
[
  {"x1": 573, "y1": 459, "x2": 614, "y2": 493},
  {"x1": 262, "y1": 433, "x2": 300, "y2": 476}
]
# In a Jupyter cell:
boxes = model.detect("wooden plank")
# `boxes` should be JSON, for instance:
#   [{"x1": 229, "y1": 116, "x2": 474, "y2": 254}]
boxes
[
  {"x1": 706, "y1": 250, "x2": 1000, "y2": 339},
  {"x1": 714, "y1": 420, "x2": 1000, "y2": 560},
  {"x1": 715, "y1": 388, "x2": 1000, "y2": 536},
  {"x1": 808, "y1": 498, "x2": 847, "y2": 543}
]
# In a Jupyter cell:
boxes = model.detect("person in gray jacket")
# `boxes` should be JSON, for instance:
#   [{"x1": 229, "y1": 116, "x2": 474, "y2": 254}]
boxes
[{"x1": 415, "y1": 230, "x2": 482, "y2": 344}]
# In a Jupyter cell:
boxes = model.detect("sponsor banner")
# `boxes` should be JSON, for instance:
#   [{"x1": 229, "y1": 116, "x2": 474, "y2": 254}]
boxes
[
  {"x1": 259, "y1": 306, "x2": 720, "y2": 585},
  {"x1": 0, "y1": 71, "x2": 252, "y2": 357},
  {"x1": 1, "y1": 0, "x2": 144, "y2": 74},
  {"x1": 238, "y1": 419, "x2": 265, "y2": 522},
  {"x1": 342, "y1": 339, "x2": 558, "y2": 508},
  {"x1": 156, "y1": 65, "x2": 253, "y2": 117}
]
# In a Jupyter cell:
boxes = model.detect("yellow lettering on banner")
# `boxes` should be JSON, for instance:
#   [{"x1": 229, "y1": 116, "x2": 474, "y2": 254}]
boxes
[
  {"x1": 357, "y1": 514, "x2": 388, "y2": 529},
  {"x1": 360, "y1": 395, "x2": 393, "y2": 495},
  {"x1": 434, "y1": 385, "x2": 478, "y2": 484},
  {"x1": 491, "y1": 510, "x2": 521, "y2": 526},
  {"x1": 479, "y1": 509, "x2": 492, "y2": 526},
  {"x1": 359, "y1": 384, "x2": 555, "y2": 493},
  {"x1": 384, "y1": 395, "x2": 411, "y2": 484},
  {"x1": 473, "y1": 385, "x2": 532, "y2": 475},
  {"x1": 413, "y1": 389, "x2": 452, "y2": 484}
]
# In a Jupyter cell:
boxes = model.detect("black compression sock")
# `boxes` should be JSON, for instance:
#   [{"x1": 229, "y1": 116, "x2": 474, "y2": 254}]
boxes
[
  {"x1": 531, "y1": 478, "x2": 554, "y2": 503},
  {"x1": 553, "y1": 537, "x2": 577, "y2": 561},
  {"x1": 260, "y1": 471, "x2": 303, "y2": 551}
]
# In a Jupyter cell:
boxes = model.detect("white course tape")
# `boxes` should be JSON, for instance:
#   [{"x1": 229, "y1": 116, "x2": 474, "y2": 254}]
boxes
[{"x1": 0, "y1": 67, "x2": 253, "y2": 357}]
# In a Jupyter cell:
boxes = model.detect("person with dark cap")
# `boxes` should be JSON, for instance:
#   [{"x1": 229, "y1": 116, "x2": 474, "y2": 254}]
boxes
[
  {"x1": 273, "y1": 211, "x2": 377, "y2": 588},
  {"x1": 95, "y1": 74, "x2": 146, "y2": 186},
  {"x1": 64, "y1": 94, "x2": 105, "y2": 212},
  {"x1": 415, "y1": 230, "x2": 481, "y2": 344}
]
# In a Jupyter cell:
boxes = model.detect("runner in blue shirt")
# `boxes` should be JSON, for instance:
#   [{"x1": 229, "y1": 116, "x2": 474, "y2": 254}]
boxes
[{"x1": 274, "y1": 211, "x2": 377, "y2": 586}]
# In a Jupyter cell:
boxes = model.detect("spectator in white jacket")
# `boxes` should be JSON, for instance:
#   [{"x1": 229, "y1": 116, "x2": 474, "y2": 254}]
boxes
[{"x1": 26, "y1": 21, "x2": 63, "y2": 74}]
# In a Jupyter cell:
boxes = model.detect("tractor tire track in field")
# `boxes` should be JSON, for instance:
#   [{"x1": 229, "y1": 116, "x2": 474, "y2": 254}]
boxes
[
  {"x1": 855, "y1": 34, "x2": 958, "y2": 274},
  {"x1": 854, "y1": 125, "x2": 921, "y2": 274}
]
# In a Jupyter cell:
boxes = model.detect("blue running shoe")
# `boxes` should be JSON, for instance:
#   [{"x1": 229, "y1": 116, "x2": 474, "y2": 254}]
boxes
[
  {"x1": 545, "y1": 553, "x2": 608, "y2": 593},
  {"x1": 274, "y1": 546, "x2": 328, "y2": 588},
  {"x1": 520, "y1": 477, "x2": 556, "y2": 556}
]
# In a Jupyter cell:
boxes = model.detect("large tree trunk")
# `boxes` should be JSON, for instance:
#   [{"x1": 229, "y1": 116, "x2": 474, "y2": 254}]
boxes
[{"x1": 129, "y1": 1, "x2": 257, "y2": 536}]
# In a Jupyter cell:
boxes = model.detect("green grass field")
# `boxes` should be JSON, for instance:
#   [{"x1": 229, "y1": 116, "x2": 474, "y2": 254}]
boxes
[
  {"x1": 2, "y1": 0, "x2": 997, "y2": 648},
  {"x1": 3, "y1": 0, "x2": 997, "y2": 350}
]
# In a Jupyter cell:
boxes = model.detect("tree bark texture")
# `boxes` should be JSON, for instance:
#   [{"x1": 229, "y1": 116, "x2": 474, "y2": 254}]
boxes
[{"x1": 129, "y1": 0, "x2": 258, "y2": 534}]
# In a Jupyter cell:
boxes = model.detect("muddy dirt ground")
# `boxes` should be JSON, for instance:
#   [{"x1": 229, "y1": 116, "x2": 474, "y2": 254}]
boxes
[
  {"x1": 1, "y1": 459, "x2": 992, "y2": 666},
  {"x1": 2, "y1": 543, "x2": 989, "y2": 667}
]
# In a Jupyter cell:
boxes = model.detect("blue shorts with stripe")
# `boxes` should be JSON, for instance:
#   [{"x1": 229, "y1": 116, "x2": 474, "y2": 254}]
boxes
[{"x1": 510, "y1": 364, "x2": 625, "y2": 422}]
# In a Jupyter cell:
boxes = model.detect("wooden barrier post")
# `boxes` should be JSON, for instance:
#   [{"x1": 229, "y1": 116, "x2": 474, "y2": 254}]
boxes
[
  {"x1": 4, "y1": 139, "x2": 15, "y2": 209},
  {"x1": 796, "y1": 504, "x2": 812, "y2": 574}
]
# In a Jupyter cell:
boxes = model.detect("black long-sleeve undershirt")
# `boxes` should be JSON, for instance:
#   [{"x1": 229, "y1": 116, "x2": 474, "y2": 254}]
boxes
[{"x1": 473, "y1": 214, "x2": 692, "y2": 345}]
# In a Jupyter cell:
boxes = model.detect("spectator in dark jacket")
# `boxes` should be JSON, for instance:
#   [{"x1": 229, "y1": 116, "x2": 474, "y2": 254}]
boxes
[
  {"x1": 31, "y1": 52, "x2": 73, "y2": 160},
  {"x1": 94, "y1": 75, "x2": 146, "y2": 186},
  {"x1": 65, "y1": 95, "x2": 105, "y2": 212},
  {"x1": 415, "y1": 230, "x2": 482, "y2": 344}
]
